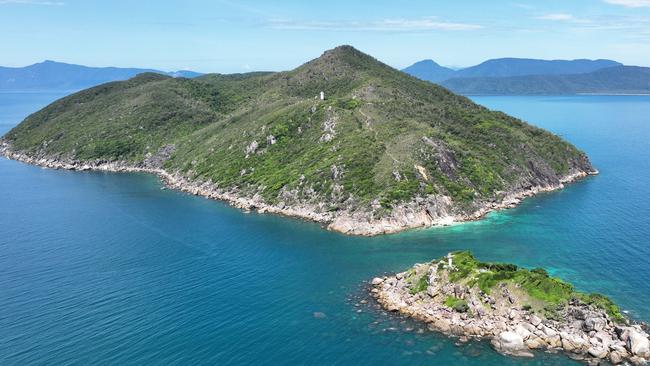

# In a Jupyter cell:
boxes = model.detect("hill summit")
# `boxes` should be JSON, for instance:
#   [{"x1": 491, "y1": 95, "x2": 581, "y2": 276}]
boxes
[
  {"x1": 1, "y1": 46, "x2": 596, "y2": 235},
  {"x1": 402, "y1": 60, "x2": 456, "y2": 82}
]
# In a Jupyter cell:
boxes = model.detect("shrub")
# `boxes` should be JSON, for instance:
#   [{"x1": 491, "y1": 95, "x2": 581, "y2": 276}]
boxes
[
  {"x1": 444, "y1": 296, "x2": 469, "y2": 313},
  {"x1": 409, "y1": 274, "x2": 429, "y2": 295},
  {"x1": 531, "y1": 268, "x2": 549, "y2": 277},
  {"x1": 578, "y1": 293, "x2": 624, "y2": 322}
]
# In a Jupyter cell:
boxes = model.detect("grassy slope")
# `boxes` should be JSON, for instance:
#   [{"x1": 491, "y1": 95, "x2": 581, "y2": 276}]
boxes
[
  {"x1": 6, "y1": 73, "x2": 221, "y2": 160},
  {"x1": 433, "y1": 251, "x2": 624, "y2": 321},
  {"x1": 3, "y1": 46, "x2": 592, "y2": 215}
]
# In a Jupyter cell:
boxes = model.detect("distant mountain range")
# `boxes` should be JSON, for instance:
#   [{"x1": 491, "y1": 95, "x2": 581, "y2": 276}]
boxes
[
  {"x1": 3, "y1": 57, "x2": 648, "y2": 95},
  {"x1": 440, "y1": 66, "x2": 650, "y2": 95},
  {"x1": 0, "y1": 60, "x2": 201, "y2": 91},
  {"x1": 403, "y1": 58, "x2": 621, "y2": 83},
  {"x1": 403, "y1": 57, "x2": 650, "y2": 94}
]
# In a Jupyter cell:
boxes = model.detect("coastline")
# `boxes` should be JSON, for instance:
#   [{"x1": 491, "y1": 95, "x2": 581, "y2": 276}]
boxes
[{"x1": 0, "y1": 141, "x2": 598, "y2": 236}]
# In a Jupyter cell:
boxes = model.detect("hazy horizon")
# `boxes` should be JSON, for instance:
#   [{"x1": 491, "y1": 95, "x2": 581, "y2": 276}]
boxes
[
  {"x1": 1, "y1": 51, "x2": 644, "y2": 75},
  {"x1": 1, "y1": 0, "x2": 649, "y2": 73}
]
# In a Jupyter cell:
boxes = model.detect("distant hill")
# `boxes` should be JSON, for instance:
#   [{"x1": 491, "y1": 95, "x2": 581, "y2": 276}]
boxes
[
  {"x1": 441, "y1": 66, "x2": 650, "y2": 95},
  {"x1": 402, "y1": 57, "x2": 622, "y2": 83},
  {"x1": 167, "y1": 70, "x2": 203, "y2": 78},
  {"x1": 401, "y1": 60, "x2": 455, "y2": 82},
  {"x1": 453, "y1": 58, "x2": 622, "y2": 78},
  {"x1": 0, "y1": 60, "x2": 201, "y2": 91}
]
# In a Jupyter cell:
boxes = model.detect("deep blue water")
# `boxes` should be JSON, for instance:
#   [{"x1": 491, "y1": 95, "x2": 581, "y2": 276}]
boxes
[{"x1": 1, "y1": 93, "x2": 649, "y2": 365}]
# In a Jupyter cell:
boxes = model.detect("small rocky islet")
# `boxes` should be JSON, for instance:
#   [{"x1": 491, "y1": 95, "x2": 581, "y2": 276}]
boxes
[{"x1": 370, "y1": 251, "x2": 650, "y2": 365}]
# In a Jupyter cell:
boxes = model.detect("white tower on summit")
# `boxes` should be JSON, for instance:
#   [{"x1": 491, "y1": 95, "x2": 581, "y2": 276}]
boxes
[{"x1": 320, "y1": 91, "x2": 325, "y2": 100}]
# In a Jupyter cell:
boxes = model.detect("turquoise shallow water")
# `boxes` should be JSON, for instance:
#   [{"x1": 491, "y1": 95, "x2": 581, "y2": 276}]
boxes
[{"x1": 0, "y1": 93, "x2": 649, "y2": 365}]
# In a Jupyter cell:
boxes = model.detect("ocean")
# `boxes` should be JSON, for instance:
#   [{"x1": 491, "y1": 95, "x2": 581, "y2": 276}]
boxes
[{"x1": 1, "y1": 92, "x2": 648, "y2": 365}]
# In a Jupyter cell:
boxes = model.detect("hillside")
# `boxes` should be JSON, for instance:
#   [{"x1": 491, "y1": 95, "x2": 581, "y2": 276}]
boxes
[
  {"x1": 403, "y1": 57, "x2": 622, "y2": 83},
  {"x1": 441, "y1": 66, "x2": 650, "y2": 95},
  {"x1": 1, "y1": 46, "x2": 596, "y2": 235},
  {"x1": 0, "y1": 60, "x2": 201, "y2": 91}
]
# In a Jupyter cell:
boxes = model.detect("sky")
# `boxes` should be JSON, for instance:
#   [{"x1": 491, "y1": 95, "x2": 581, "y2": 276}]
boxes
[{"x1": 1, "y1": 0, "x2": 649, "y2": 73}]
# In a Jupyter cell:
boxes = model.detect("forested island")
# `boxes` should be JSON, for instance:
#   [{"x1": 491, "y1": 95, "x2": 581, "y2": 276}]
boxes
[
  {"x1": 440, "y1": 66, "x2": 650, "y2": 95},
  {"x1": 1, "y1": 46, "x2": 596, "y2": 235},
  {"x1": 402, "y1": 57, "x2": 650, "y2": 95}
]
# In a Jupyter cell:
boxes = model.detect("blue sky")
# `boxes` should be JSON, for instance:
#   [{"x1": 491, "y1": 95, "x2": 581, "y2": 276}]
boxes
[{"x1": 1, "y1": 0, "x2": 649, "y2": 72}]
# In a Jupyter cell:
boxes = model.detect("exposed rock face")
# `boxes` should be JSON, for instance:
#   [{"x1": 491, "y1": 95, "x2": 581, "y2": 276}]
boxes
[
  {"x1": 319, "y1": 106, "x2": 337, "y2": 142},
  {"x1": 371, "y1": 252, "x2": 650, "y2": 365},
  {"x1": 245, "y1": 140, "x2": 259, "y2": 157},
  {"x1": 142, "y1": 144, "x2": 175, "y2": 168},
  {"x1": 630, "y1": 330, "x2": 650, "y2": 358},
  {"x1": 492, "y1": 331, "x2": 533, "y2": 357},
  {"x1": 421, "y1": 136, "x2": 458, "y2": 180}
]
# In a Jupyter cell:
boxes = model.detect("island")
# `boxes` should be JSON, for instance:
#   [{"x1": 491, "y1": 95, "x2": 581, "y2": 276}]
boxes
[
  {"x1": 371, "y1": 251, "x2": 650, "y2": 365},
  {"x1": 0, "y1": 60, "x2": 201, "y2": 92},
  {"x1": 0, "y1": 45, "x2": 597, "y2": 236},
  {"x1": 440, "y1": 66, "x2": 650, "y2": 96},
  {"x1": 401, "y1": 57, "x2": 650, "y2": 96}
]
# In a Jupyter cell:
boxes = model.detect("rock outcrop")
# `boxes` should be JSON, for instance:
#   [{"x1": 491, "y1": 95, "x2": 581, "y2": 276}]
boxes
[{"x1": 371, "y1": 252, "x2": 650, "y2": 365}]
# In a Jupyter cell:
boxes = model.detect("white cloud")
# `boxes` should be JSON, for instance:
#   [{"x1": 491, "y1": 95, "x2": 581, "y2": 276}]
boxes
[
  {"x1": 603, "y1": 0, "x2": 650, "y2": 7},
  {"x1": 0, "y1": 0, "x2": 64, "y2": 5},
  {"x1": 512, "y1": 3, "x2": 535, "y2": 10},
  {"x1": 535, "y1": 13, "x2": 593, "y2": 24},
  {"x1": 268, "y1": 17, "x2": 483, "y2": 32},
  {"x1": 536, "y1": 13, "x2": 575, "y2": 21},
  {"x1": 538, "y1": 14, "x2": 650, "y2": 41}
]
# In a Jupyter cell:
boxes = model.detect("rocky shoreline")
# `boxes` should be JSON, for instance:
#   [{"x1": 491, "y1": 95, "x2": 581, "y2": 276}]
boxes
[
  {"x1": 371, "y1": 252, "x2": 650, "y2": 365},
  {"x1": 0, "y1": 141, "x2": 597, "y2": 236}
]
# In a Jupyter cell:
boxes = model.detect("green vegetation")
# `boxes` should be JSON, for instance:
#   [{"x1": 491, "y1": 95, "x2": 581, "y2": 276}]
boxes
[
  {"x1": 3, "y1": 46, "x2": 592, "y2": 214},
  {"x1": 409, "y1": 274, "x2": 429, "y2": 295},
  {"x1": 445, "y1": 251, "x2": 624, "y2": 321},
  {"x1": 444, "y1": 295, "x2": 469, "y2": 313},
  {"x1": 578, "y1": 293, "x2": 625, "y2": 322}
]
